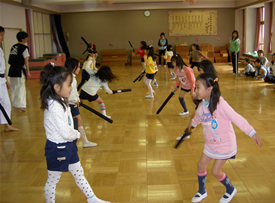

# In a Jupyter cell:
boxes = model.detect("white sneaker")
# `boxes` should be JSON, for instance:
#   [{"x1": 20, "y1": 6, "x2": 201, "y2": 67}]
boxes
[
  {"x1": 219, "y1": 187, "x2": 237, "y2": 203},
  {"x1": 191, "y1": 192, "x2": 207, "y2": 203},
  {"x1": 176, "y1": 135, "x2": 190, "y2": 140},
  {"x1": 87, "y1": 195, "x2": 111, "y2": 203},
  {"x1": 145, "y1": 95, "x2": 154, "y2": 99},
  {"x1": 170, "y1": 75, "x2": 177, "y2": 80},
  {"x1": 178, "y1": 111, "x2": 189, "y2": 116},
  {"x1": 146, "y1": 91, "x2": 154, "y2": 95},
  {"x1": 164, "y1": 65, "x2": 166, "y2": 67},
  {"x1": 83, "y1": 141, "x2": 97, "y2": 148}
]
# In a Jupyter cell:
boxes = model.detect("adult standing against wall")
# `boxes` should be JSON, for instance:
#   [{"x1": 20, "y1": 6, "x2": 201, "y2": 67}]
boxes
[
  {"x1": 8, "y1": 31, "x2": 31, "y2": 112},
  {"x1": 229, "y1": 30, "x2": 241, "y2": 74},
  {"x1": 158, "y1": 32, "x2": 168, "y2": 67}
]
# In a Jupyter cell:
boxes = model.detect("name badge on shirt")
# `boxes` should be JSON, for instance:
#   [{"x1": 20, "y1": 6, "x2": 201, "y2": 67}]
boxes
[{"x1": 211, "y1": 119, "x2": 218, "y2": 129}]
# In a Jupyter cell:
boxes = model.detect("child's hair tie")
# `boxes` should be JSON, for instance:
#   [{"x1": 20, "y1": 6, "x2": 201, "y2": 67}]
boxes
[
  {"x1": 50, "y1": 62, "x2": 55, "y2": 67},
  {"x1": 214, "y1": 78, "x2": 219, "y2": 82}
]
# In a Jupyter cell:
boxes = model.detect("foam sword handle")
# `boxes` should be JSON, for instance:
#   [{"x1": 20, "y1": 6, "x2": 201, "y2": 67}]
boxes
[
  {"x1": 138, "y1": 73, "x2": 145, "y2": 81},
  {"x1": 128, "y1": 41, "x2": 136, "y2": 53},
  {"x1": 156, "y1": 89, "x2": 177, "y2": 114},
  {"x1": 0, "y1": 103, "x2": 12, "y2": 125},
  {"x1": 174, "y1": 127, "x2": 193, "y2": 148},
  {"x1": 113, "y1": 89, "x2": 132, "y2": 94},
  {"x1": 79, "y1": 102, "x2": 113, "y2": 123},
  {"x1": 133, "y1": 71, "x2": 145, "y2": 83}
]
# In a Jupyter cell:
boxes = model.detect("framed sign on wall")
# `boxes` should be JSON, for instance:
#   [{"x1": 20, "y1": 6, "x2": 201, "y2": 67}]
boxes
[{"x1": 168, "y1": 10, "x2": 217, "y2": 36}]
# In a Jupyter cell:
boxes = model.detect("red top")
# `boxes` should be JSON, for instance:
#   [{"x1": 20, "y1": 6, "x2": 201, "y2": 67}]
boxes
[{"x1": 136, "y1": 47, "x2": 145, "y2": 59}]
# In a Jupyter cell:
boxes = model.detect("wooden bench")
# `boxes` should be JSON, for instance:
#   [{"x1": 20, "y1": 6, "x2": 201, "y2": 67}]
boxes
[
  {"x1": 131, "y1": 48, "x2": 141, "y2": 65},
  {"x1": 101, "y1": 49, "x2": 128, "y2": 66}
]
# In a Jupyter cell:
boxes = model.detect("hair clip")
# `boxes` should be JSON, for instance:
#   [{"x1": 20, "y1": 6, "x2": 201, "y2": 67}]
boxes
[
  {"x1": 50, "y1": 62, "x2": 55, "y2": 67},
  {"x1": 214, "y1": 78, "x2": 219, "y2": 82}
]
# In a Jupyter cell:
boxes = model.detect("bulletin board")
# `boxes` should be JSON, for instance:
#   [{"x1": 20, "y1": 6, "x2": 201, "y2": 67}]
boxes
[{"x1": 168, "y1": 10, "x2": 217, "y2": 36}]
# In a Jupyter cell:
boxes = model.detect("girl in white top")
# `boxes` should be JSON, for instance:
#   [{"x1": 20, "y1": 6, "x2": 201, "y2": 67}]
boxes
[
  {"x1": 77, "y1": 51, "x2": 98, "y2": 91},
  {"x1": 65, "y1": 58, "x2": 97, "y2": 148},
  {"x1": 79, "y1": 65, "x2": 117, "y2": 118},
  {"x1": 240, "y1": 58, "x2": 254, "y2": 76},
  {"x1": 40, "y1": 63, "x2": 110, "y2": 203}
]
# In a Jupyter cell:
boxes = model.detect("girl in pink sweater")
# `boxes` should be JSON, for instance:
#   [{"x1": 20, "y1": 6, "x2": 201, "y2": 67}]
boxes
[
  {"x1": 171, "y1": 54, "x2": 196, "y2": 116},
  {"x1": 190, "y1": 73, "x2": 262, "y2": 203}
]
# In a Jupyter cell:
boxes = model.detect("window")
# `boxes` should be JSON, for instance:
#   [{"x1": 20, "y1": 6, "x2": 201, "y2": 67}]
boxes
[{"x1": 33, "y1": 11, "x2": 52, "y2": 58}]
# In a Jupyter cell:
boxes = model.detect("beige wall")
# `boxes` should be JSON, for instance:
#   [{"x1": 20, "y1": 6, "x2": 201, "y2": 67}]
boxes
[
  {"x1": 61, "y1": 8, "x2": 235, "y2": 62},
  {"x1": 0, "y1": 2, "x2": 27, "y2": 31}
]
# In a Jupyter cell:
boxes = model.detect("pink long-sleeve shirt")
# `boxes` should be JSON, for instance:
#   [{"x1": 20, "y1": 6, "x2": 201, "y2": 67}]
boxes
[
  {"x1": 176, "y1": 66, "x2": 196, "y2": 92},
  {"x1": 191, "y1": 97, "x2": 256, "y2": 159}
]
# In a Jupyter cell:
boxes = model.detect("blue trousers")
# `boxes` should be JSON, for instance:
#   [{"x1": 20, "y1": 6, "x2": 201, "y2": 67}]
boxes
[{"x1": 231, "y1": 52, "x2": 239, "y2": 73}]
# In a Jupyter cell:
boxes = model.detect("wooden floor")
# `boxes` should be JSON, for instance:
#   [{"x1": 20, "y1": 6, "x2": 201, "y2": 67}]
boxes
[{"x1": 1, "y1": 63, "x2": 275, "y2": 203}]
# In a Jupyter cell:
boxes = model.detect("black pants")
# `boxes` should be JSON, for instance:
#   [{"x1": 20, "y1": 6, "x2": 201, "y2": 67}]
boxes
[
  {"x1": 191, "y1": 62, "x2": 200, "y2": 71},
  {"x1": 265, "y1": 75, "x2": 275, "y2": 83},
  {"x1": 77, "y1": 69, "x2": 90, "y2": 91},
  {"x1": 245, "y1": 72, "x2": 254, "y2": 77},
  {"x1": 231, "y1": 52, "x2": 239, "y2": 73},
  {"x1": 159, "y1": 49, "x2": 166, "y2": 65}
]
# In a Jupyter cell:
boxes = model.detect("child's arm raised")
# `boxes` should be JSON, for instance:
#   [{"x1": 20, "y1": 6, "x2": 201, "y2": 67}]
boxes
[
  {"x1": 144, "y1": 54, "x2": 149, "y2": 65},
  {"x1": 185, "y1": 67, "x2": 196, "y2": 98},
  {"x1": 84, "y1": 58, "x2": 96, "y2": 75},
  {"x1": 221, "y1": 99, "x2": 262, "y2": 147}
]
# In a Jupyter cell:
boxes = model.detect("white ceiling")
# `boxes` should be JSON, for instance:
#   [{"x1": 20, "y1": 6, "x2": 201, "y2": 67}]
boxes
[
  {"x1": 26, "y1": 0, "x2": 258, "y2": 4},
  {"x1": 11, "y1": 0, "x2": 267, "y2": 13}
]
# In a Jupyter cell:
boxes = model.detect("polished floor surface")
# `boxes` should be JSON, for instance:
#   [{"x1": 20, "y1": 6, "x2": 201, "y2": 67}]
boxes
[{"x1": 1, "y1": 63, "x2": 275, "y2": 203}]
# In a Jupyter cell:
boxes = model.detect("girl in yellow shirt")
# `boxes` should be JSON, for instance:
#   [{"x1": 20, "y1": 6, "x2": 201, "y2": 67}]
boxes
[{"x1": 144, "y1": 45, "x2": 156, "y2": 98}]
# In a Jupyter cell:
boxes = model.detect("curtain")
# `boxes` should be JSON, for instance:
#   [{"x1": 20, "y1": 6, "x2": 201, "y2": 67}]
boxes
[
  {"x1": 255, "y1": 8, "x2": 263, "y2": 51},
  {"x1": 25, "y1": 9, "x2": 34, "y2": 59},
  {"x1": 268, "y1": 2, "x2": 273, "y2": 53},
  {"x1": 241, "y1": 9, "x2": 245, "y2": 55},
  {"x1": 50, "y1": 14, "x2": 70, "y2": 58}
]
